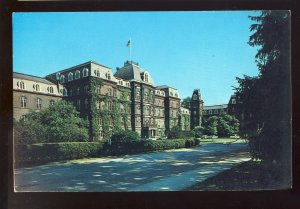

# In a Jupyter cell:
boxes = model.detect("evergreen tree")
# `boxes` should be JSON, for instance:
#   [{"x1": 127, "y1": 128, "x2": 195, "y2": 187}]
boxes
[{"x1": 235, "y1": 11, "x2": 291, "y2": 162}]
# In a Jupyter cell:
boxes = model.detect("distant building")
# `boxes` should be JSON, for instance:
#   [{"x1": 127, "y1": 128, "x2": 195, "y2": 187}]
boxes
[
  {"x1": 203, "y1": 94, "x2": 237, "y2": 119},
  {"x1": 190, "y1": 89, "x2": 204, "y2": 129},
  {"x1": 203, "y1": 104, "x2": 228, "y2": 118}
]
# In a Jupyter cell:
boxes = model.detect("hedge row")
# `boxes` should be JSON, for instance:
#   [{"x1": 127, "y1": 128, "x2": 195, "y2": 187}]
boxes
[
  {"x1": 15, "y1": 138, "x2": 200, "y2": 167},
  {"x1": 15, "y1": 142, "x2": 106, "y2": 167}
]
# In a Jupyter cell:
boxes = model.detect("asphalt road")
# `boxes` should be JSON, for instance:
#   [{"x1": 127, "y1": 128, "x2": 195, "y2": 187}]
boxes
[{"x1": 15, "y1": 141, "x2": 250, "y2": 192}]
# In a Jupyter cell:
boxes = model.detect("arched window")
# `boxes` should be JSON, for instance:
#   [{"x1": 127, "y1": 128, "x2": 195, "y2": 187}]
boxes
[
  {"x1": 60, "y1": 75, "x2": 65, "y2": 83},
  {"x1": 68, "y1": 72, "x2": 74, "y2": 81},
  {"x1": 94, "y1": 70, "x2": 100, "y2": 77},
  {"x1": 83, "y1": 68, "x2": 89, "y2": 77},
  {"x1": 63, "y1": 88, "x2": 68, "y2": 96},
  {"x1": 33, "y1": 84, "x2": 39, "y2": 91},
  {"x1": 36, "y1": 98, "x2": 42, "y2": 109},
  {"x1": 20, "y1": 96, "x2": 27, "y2": 108},
  {"x1": 105, "y1": 73, "x2": 111, "y2": 80},
  {"x1": 49, "y1": 100, "x2": 55, "y2": 106},
  {"x1": 18, "y1": 81, "x2": 25, "y2": 89},
  {"x1": 75, "y1": 70, "x2": 81, "y2": 79},
  {"x1": 47, "y1": 86, "x2": 54, "y2": 94}
]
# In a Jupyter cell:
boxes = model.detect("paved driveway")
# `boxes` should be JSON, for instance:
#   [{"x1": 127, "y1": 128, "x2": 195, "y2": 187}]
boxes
[{"x1": 15, "y1": 141, "x2": 250, "y2": 192}]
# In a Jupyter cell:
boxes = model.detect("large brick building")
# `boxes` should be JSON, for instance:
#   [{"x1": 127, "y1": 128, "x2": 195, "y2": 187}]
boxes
[{"x1": 13, "y1": 60, "x2": 197, "y2": 140}]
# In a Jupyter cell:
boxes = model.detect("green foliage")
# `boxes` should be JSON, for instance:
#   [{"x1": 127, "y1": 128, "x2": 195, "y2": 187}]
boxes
[
  {"x1": 167, "y1": 126, "x2": 195, "y2": 139},
  {"x1": 15, "y1": 142, "x2": 105, "y2": 166},
  {"x1": 111, "y1": 130, "x2": 139, "y2": 144},
  {"x1": 203, "y1": 116, "x2": 218, "y2": 136},
  {"x1": 108, "y1": 138, "x2": 199, "y2": 155},
  {"x1": 235, "y1": 11, "x2": 291, "y2": 162},
  {"x1": 202, "y1": 114, "x2": 239, "y2": 137},
  {"x1": 181, "y1": 96, "x2": 191, "y2": 109},
  {"x1": 89, "y1": 77, "x2": 131, "y2": 140},
  {"x1": 17, "y1": 100, "x2": 89, "y2": 143},
  {"x1": 217, "y1": 114, "x2": 240, "y2": 137},
  {"x1": 15, "y1": 138, "x2": 200, "y2": 167},
  {"x1": 193, "y1": 126, "x2": 205, "y2": 138}
]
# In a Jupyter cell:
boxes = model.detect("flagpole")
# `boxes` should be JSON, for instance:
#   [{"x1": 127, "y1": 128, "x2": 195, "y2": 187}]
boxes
[{"x1": 129, "y1": 39, "x2": 132, "y2": 63}]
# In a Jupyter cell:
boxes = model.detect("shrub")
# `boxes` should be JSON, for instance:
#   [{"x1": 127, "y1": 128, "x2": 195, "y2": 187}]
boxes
[
  {"x1": 167, "y1": 126, "x2": 195, "y2": 139},
  {"x1": 193, "y1": 126, "x2": 204, "y2": 138},
  {"x1": 111, "y1": 130, "x2": 139, "y2": 144},
  {"x1": 15, "y1": 142, "x2": 106, "y2": 166}
]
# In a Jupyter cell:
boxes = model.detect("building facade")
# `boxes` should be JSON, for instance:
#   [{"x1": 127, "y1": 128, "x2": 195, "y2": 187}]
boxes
[
  {"x1": 13, "y1": 60, "x2": 190, "y2": 140},
  {"x1": 13, "y1": 72, "x2": 63, "y2": 121}
]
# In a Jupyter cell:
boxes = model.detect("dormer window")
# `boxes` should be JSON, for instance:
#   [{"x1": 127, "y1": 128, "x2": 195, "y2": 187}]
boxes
[
  {"x1": 33, "y1": 84, "x2": 40, "y2": 92},
  {"x1": 17, "y1": 81, "x2": 25, "y2": 90},
  {"x1": 68, "y1": 72, "x2": 74, "y2": 81},
  {"x1": 75, "y1": 70, "x2": 81, "y2": 79},
  {"x1": 94, "y1": 70, "x2": 100, "y2": 77},
  {"x1": 83, "y1": 68, "x2": 89, "y2": 77},
  {"x1": 60, "y1": 75, "x2": 65, "y2": 83},
  {"x1": 47, "y1": 86, "x2": 54, "y2": 94},
  {"x1": 106, "y1": 73, "x2": 111, "y2": 80}
]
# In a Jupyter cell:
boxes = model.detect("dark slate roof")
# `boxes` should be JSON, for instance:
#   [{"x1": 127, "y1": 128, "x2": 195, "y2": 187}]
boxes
[
  {"x1": 114, "y1": 62, "x2": 143, "y2": 81},
  {"x1": 48, "y1": 61, "x2": 111, "y2": 76},
  {"x1": 13, "y1": 72, "x2": 55, "y2": 85}
]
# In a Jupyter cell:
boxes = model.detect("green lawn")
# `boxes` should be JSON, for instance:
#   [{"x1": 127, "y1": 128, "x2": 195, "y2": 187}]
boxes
[
  {"x1": 186, "y1": 160, "x2": 291, "y2": 191},
  {"x1": 200, "y1": 138, "x2": 246, "y2": 144}
]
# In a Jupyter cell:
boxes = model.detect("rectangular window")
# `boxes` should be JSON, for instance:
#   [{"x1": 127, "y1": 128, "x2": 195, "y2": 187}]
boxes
[
  {"x1": 20, "y1": 96, "x2": 27, "y2": 108},
  {"x1": 36, "y1": 98, "x2": 42, "y2": 109}
]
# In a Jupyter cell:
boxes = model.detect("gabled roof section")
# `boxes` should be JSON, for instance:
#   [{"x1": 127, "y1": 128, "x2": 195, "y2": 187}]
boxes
[{"x1": 13, "y1": 72, "x2": 55, "y2": 85}]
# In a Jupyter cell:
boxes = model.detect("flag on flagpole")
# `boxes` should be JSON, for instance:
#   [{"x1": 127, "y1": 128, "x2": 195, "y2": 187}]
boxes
[{"x1": 126, "y1": 40, "x2": 131, "y2": 47}]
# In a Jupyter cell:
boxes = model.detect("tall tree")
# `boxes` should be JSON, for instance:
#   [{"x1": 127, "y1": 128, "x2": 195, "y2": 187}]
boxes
[{"x1": 235, "y1": 11, "x2": 291, "y2": 162}]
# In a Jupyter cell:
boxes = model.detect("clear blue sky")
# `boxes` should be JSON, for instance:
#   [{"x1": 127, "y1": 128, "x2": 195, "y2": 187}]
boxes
[{"x1": 13, "y1": 11, "x2": 259, "y2": 105}]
